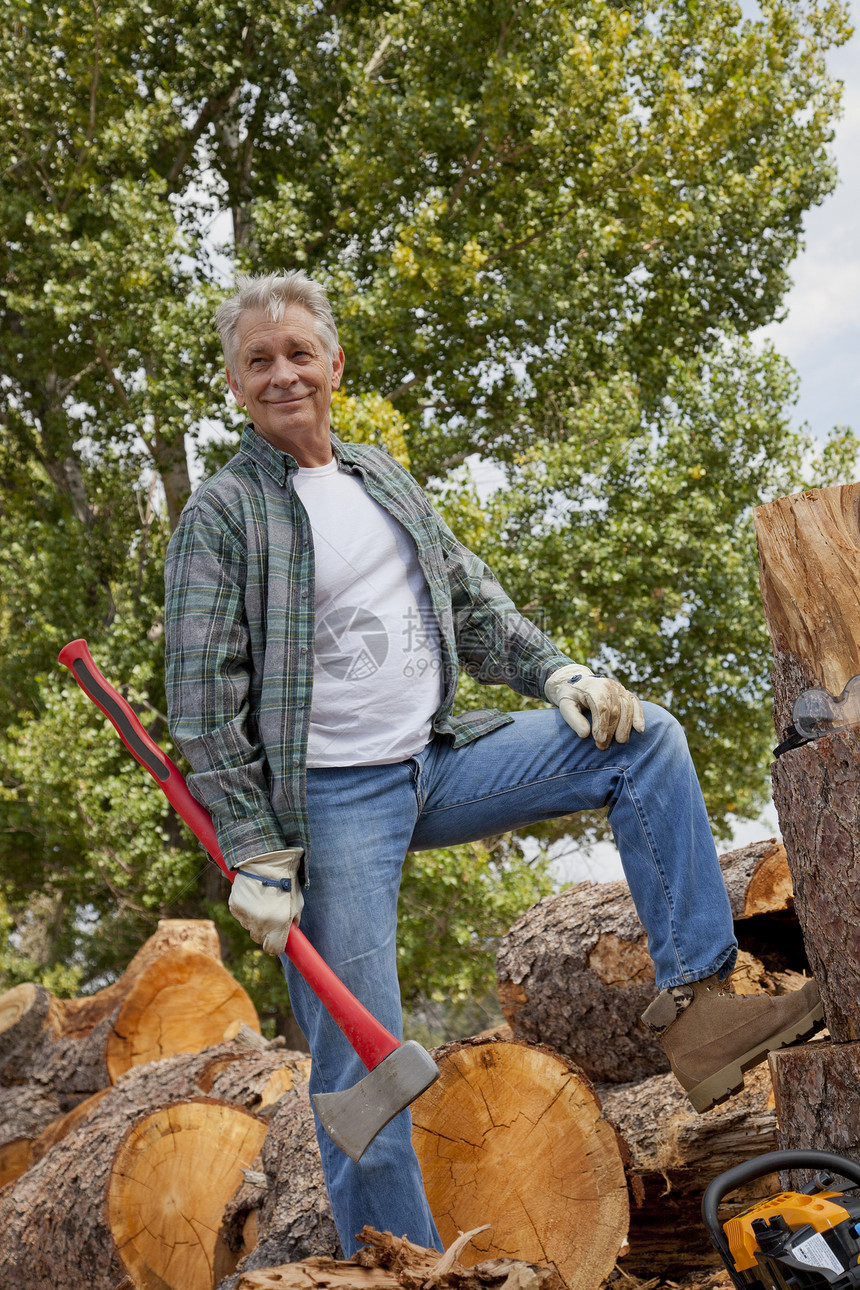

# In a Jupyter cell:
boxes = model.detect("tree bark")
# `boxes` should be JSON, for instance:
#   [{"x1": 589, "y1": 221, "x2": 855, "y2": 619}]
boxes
[
  {"x1": 496, "y1": 842, "x2": 806, "y2": 1085},
  {"x1": 601, "y1": 1064, "x2": 778, "y2": 1277},
  {"x1": 411, "y1": 1036, "x2": 629, "y2": 1290},
  {"x1": 769, "y1": 1040, "x2": 860, "y2": 1191},
  {"x1": 216, "y1": 1077, "x2": 341, "y2": 1290},
  {"x1": 755, "y1": 483, "x2": 860, "y2": 1043}
]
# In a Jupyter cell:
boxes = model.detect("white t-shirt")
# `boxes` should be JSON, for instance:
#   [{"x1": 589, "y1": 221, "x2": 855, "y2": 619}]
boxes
[{"x1": 292, "y1": 459, "x2": 444, "y2": 767}]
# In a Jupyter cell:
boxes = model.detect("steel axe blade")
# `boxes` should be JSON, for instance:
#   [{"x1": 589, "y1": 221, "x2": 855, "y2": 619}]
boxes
[
  {"x1": 58, "y1": 638, "x2": 441, "y2": 1157},
  {"x1": 312, "y1": 1041, "x2": 440, "y2": 1161}
]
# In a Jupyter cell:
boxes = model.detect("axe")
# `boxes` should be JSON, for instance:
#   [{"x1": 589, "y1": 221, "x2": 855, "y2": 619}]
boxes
[{"x1": 58, "y1": 638, "x2": 439, "y2": 1161}]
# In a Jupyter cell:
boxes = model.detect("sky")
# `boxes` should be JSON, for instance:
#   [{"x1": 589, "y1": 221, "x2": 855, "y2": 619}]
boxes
[
  {"x1": 755, "y1": 23, "x2": 860, "y2": 448},
  {"x1": 556, "y1": 12, "x2": 860, "y2": 885}
]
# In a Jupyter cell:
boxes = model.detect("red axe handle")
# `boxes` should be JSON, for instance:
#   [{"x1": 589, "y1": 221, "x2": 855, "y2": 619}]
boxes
[{"x1": 58, "y1": 639, "x2": 400, "y2": 1072}]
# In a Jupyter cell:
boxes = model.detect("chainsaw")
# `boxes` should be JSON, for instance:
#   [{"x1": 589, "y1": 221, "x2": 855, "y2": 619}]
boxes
[{"x1": 703, "y1": 1150, "x2": 860, "y2": 1290}]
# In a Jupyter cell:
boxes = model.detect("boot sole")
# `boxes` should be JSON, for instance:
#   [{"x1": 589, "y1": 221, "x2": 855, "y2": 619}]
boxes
[{"x1": 684, "y1": 998, "x2": 825, "y2": 1113}]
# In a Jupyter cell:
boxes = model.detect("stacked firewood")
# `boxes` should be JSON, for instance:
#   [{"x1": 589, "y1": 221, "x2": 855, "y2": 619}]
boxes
[
  {"x1": 0, "y1": 837, "x2": 811, "y2": 1290},
  {"x1": 0, "y1": 918, "x2": 629, "y2": 1290},
  {"x1": 497, "y1": 837, "x2": 814, "y2": 1276}
]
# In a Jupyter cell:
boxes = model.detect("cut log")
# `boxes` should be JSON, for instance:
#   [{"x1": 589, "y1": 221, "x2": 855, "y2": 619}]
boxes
[
  {"x1": 410, "y1": 1036, "x2": 628, "y2": 1290},
  {"x1": 217, "y1": 1074, "x2": 341, "y2": 1288},
  {"x1": 769, "y1": 1039, "x2": 860, "y2": 1190},
  {"x1": 109, "y1": 1099, "x2": 267, "y2": 1290},
  {"x1": 227, "y1": 1227, "x2": 565, "y2": 1290},
  {"x1": 0, "y1": 919, "x2": 228, "y2": 1107},
  {"x1": 755, "y1": 484, "x2": 860, "y2": 1043},
  {"x1": 0, "y1": 919, "x2": 223, "y2": 1082},
  {"x1": 0, "y1": 1041, "x2": 310, "y2": 1290},
  {"x1": 496, "y1": 841, "x2": 806, "y2": 1085},
  {"x1": 30, "y1": 1087, "x2": 112, "y2": 1164},
  {"x1": 105, "y1": 947, "x2": 260, "y2": 1080},
  {"x1": 601, "y1": 1063, "x2": 778, "y2": 1277},
  {"x1": 0, "y1": 920, "x2": 257, "y2": 1165}
]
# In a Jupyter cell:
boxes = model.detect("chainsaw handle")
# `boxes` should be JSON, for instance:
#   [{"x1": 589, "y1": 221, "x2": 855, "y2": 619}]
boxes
[
  {"x1": 57, "y1": 639, "x2": 401, "y2": 1071},
  {"x1": 702, "y1": 1149, "x2": 860, "y2": 1272}
]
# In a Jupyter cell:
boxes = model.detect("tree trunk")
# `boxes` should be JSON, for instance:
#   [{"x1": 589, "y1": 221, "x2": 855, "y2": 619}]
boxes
[
  {"x1": 0, "y1": 1041, "x2": 310, "y2": 1290},
  {"x1": 496, "y1": 841, "x2": 807, "y2": 1085},
  {"x1": 411, "y1": 1036, "x2": 629, "y2": 1290},
  {"x1": 769, "y1": 1040, "x2": 860, "y2": 1190},
  {"x1": 755, "y1": 483, "x2": 860, "y2": 1044},
  {"x1": 601, "y1": 1064, "x2": 778, "y2": 1277}
]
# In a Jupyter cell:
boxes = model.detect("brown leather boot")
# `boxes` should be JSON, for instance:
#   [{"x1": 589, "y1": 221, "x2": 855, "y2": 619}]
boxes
[{"x1": 641, "y1": 974, "x2": 824, "y2": 1113}]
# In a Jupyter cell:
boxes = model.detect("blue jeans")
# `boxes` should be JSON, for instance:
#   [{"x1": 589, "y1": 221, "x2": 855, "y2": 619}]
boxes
[{"x1": 280, "y1": 703, "x2": 737, "y2": 1254}]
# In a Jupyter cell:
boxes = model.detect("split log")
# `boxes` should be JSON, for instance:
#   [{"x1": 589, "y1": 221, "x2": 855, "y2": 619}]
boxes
[
  {"x1": 411, "y1": 1036, "x2": 628, "y2": 1290},
  {"x1": 755, "y1": 483, "x2": 860, "y2": 1043},
  {"x1": 769, "y1": 1039, "x2": 860, "y2": 1190},
  {"x1": 228, "y1": 1227, "x2": 565, "y2": 1290},
  {"x1": 496, "y1": 840, "x2": 808, "y2": 1085},
  {"x1": 601, "y1": 1064, "x2": 778, "y2": 1277},
  {"x1": 0, "y1": 1040, "x2": 310, "y2": 1290}
]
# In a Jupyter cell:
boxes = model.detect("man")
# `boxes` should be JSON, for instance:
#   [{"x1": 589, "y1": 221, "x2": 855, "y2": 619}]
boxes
[{"x1": 164, "y1": 270, "x2": 822, "y2": 1255}]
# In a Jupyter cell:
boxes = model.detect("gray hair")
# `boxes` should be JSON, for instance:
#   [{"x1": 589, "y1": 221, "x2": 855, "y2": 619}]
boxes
[{"x1": 214, "y1": 270, "x2": 340, "y2": 372}]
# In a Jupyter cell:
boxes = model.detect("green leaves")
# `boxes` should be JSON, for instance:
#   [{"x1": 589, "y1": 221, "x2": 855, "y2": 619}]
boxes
[{"x1": 1, "y1": 0, "x2": 855, "y2": 1023}]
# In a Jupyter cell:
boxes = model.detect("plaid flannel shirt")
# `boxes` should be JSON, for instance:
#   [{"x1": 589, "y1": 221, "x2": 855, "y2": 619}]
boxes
[{"x1": 164, "y1": 424, "x2": 573, "y2": 872}]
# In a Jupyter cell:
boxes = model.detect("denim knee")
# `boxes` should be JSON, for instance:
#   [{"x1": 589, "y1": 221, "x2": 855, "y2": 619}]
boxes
[{"x1": 637, "y1": 701, "x2": 691, "y2": 761}]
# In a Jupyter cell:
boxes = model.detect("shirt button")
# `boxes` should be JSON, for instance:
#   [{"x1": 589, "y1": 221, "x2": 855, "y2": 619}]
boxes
[
  {"x1": 300, "y1": 646, "x2": 308, "y2": 655},
  {"x1": 301, "y1": 590, "x2": 309, "y2": 600},
  {"x1": 292, "y1": 757, "x2": 300, "y2": 766}
]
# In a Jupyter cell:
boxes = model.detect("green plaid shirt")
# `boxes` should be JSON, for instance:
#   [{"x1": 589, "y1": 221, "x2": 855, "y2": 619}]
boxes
[{"x1": 164, "y1": 424, "x2": 573, "y2": 871}]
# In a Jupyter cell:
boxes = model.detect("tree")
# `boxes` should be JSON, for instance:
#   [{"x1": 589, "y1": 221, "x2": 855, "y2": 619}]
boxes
[{"x1": 0, "y1": 0, "x2": 855, "y2": 1020}]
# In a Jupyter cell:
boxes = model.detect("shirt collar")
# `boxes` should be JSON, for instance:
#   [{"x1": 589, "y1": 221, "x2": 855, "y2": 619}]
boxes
[{"x1": 239, "y1": 424, "x2": 364, "y2": 484}]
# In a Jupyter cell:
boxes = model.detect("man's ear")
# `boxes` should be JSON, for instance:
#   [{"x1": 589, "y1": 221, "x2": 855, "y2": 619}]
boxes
[
  {"x1": 225, "y1": 367, "x2": 245, "y2": 406},
  {"x1": 332, "y1": 346, "x2": 345, "y2": 390}
]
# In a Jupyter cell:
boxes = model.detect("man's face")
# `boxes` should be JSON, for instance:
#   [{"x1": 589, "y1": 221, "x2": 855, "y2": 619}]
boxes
[{"x1": 225, "y1": 304, "x2": 345, "y2": 464}]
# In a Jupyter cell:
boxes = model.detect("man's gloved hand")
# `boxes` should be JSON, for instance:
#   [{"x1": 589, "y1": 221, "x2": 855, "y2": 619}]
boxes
[
  {"x1": 545, "y1": 664, "x2": 645, "y2": 751},
  {"x1": 228, "y1": 848, "x2": 304, "y2": 956}
]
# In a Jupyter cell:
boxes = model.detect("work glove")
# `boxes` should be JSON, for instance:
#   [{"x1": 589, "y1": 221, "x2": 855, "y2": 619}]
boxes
[
  {"x1": 228, "y1": 848, "x2": 304, "y2": 956},
  {"x1": 545, "y1": 664, "x2": 645, "y2": 751}
]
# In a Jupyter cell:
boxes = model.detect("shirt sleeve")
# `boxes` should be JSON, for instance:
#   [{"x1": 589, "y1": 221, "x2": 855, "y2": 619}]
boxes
[
  {"x1": 433, "y1": 510, "x2": 574, "y2": 700},
  {"x1": 164, "y1": 501, "x2": 289, "y2": 870}
]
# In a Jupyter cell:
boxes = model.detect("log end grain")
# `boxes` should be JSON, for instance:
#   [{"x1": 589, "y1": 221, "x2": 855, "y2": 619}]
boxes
[
  {"x1": 412, "y1": 1037, "x2": 628, "y2": 1290},
  {"x1": 109, "y1": 1098, "x2": 268, "y2": 1290},
  {"x1": 105, "y1": 948, "x2": 261, "y2": 1081}
]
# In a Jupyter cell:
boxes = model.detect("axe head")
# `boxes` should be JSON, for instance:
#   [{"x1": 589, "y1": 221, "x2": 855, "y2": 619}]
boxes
[{"x1": 312, "y1": 1040, "x2": 439, "y2": 1161}]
